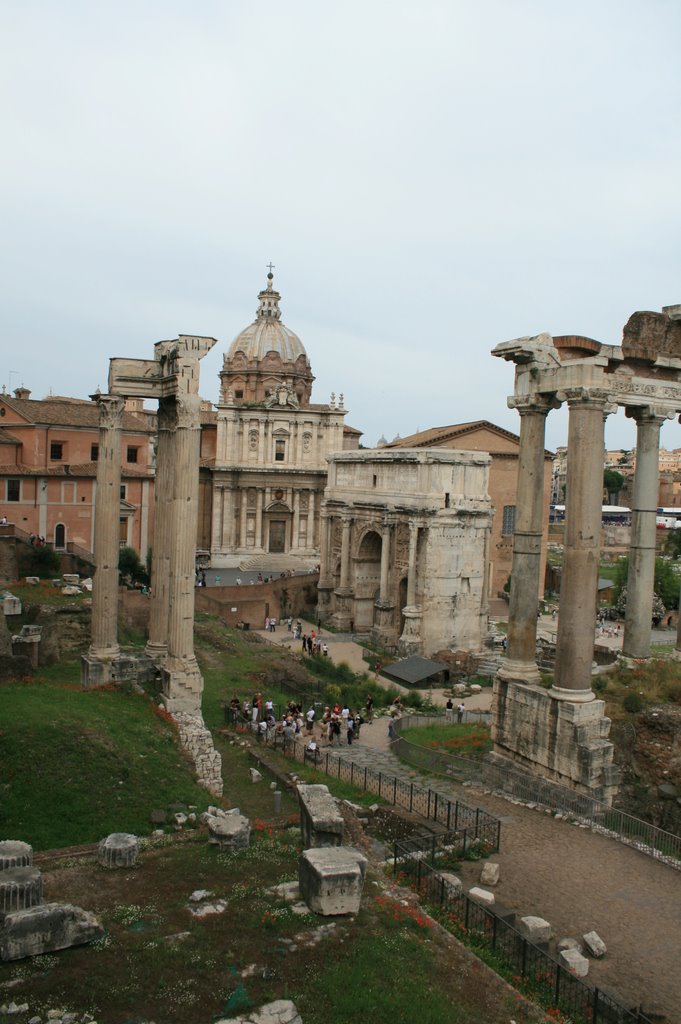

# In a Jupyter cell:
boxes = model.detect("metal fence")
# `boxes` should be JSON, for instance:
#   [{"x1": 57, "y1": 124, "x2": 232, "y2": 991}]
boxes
[
  {"x1": 399, "y1": 857, "x2": 652, "y2": 1024},
  {"x1": 233, "y1": 724, "x2": 501, "y2": 848},
  {"x1": 394, "y1": 714, "x2": 681, "y2": 868}
]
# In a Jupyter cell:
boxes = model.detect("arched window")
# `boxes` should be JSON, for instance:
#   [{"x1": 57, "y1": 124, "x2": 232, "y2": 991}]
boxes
[{"x1": 54, "y1": 523, "x2": 66, "y2": 549}]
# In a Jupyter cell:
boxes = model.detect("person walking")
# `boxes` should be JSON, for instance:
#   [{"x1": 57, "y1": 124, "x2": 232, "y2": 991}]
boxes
[
  {"x1": 457, "y1": 702, "x2": 465, "y2": 724},
  {"x1": 446, "y1": 697, "x2": 454, "y2": 722},
  {"x1": 366, "y1": 693, "x2": 374, "y2": 723}
]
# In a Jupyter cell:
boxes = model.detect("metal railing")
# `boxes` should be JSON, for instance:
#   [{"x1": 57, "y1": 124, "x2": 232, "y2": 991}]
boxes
[
  {"x1": 399, "y1": 857, "x2": 652, "y2": 1024},
  {"x1": 232, "y1": 724, "x2": 501, "y2": 847},
  {"x1": 394, "y1": 714, "x2": 681, "y2": 869}
]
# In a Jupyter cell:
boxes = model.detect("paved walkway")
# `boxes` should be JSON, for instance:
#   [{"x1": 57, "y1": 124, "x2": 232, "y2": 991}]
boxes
[{"x1": 255, "y1": 621, "x2": 681, "y2": 1020}]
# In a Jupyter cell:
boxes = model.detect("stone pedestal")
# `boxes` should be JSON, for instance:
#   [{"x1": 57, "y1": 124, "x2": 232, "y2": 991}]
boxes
[
  {"x1": 298, "y1": 847, "x2": 367, "y2": 916},
  {"x1": 398, "y1": 605, "x2": 423, "y2": 655},
  {"x1": 330, "y1": 589, "x2": 353, "y2": 631},
  {"x1": 371, "y1": 600, "x2": 395, "y2": 646},
  {"x1": 97, "y1": 833, "x2": 140, "y2": 868},
  {"x1": 492, "y1": 678, "x2": 620, "y2": 805},
  {"x1": 206, "y1": 812, "x2": 251, "y2": 851},
  {"x1": 297, "y1": 784, "x2": 344, "y2": 848}
]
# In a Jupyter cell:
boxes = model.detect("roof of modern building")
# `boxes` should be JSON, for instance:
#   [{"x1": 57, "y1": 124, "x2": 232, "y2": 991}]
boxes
[
  {"x1": 383, "y1": 419, "x2": 553, "y2": 457},
  {"x1": 0, "y1": 394, "x2": 155, "y2": 433},
  {"x1": 381, "y1": 654, "x2": 449, "y2": 685}
]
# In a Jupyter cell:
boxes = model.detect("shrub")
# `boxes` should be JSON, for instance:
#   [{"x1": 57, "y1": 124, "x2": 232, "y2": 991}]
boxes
[{"x1": 623, "y1": 692, "x2": 644, "y2": 714}]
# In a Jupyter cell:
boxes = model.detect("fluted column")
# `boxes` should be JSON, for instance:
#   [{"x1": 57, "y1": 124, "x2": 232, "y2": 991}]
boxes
[
  {"x1": 623, "y1": 409, "x2": 667, "y2": 659},
  {"x1": 331, "y1": 511, "x2": 354, "y2": 629},
  {"x1": 89, "y1": 394, "x2": 124, "y2": 661},
  {"x1": 146, "y1": 397, "x2": 174, "y2": 660},
  {"x1": 499, "y1": 397, "x2": 552, "y2": 685},
  {"x1": 406, "y1": 522, "x2": 419, "y2": 607},
  {"x1": 255, "y1": 488, "x2": 264, "y2": 550},
  {"x1": 339, "y1": 515, "x2": 352, "y2": 589},
  {"x1": 162, "y1": 392, "x2": 204, "y2": 713},
  {"x1": 379, "y1": 521, "x2": 392, "y2": 602},
  {"x1": 552, "y1": 391, "x2": 611, "y2": 701},
  {"x1": 292, "y1": 490, "x2": 300, "y2": 551},
  {"x1": 239, "y1": 490, "x2": 248, "y2": 549}
]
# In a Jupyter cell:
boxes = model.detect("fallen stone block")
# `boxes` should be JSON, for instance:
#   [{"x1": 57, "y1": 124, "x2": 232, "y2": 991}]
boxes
[
  {"x1": 297, "y1": 784, "x2": 344, "y2": 848},
  {"x1": 479, "y1": 862, "x2": 500, "y2": 886},
  {"x1": 557, "y1": 936, "x2": 582, "y2": 953},
  {"x1": 206, "y1": 813, "x2": 251, "y2": 851},
  {"x1": 299, "y1": 847, "x2": 367, "y2": 916},
  {"x1": 250, "y1": 768, "x2": 263, "y2": 783},
  {"x1": 583, "y1": 930, "x2": 607, "y2": 957},
  {"x1": 0, "y1": 903, "x2": 104, "y2": 961},
  {"x1": 97, "y1": 833, "x2": 140, "y2": 868},
  {"x1": 439, "y1": 872, "x2": 462, "y2": 895},
  {"x1": 469, "y1": 684, "x2": 482, "y2": 693},
  {"x1": 468, "y1": 887, "x2": 495, "y2": 907},
  {"x1": 560, "y1": 947, "x2": 589, "y2": 977},
  {"x1": 518, "y1": 916, "x2": 551, "y2": 943},
  {"x1": 216, "y1": 999, "x2": 303, "y2": 1024}
]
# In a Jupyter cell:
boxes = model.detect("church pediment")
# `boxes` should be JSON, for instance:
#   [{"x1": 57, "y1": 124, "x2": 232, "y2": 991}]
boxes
[{"x1": 265, "y1": 500, "x2": 291, "y2": 513}]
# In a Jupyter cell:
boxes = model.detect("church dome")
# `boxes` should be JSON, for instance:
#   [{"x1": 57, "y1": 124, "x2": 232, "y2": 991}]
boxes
[
  {"x1": 227, "y1": 273, "x2": 308, "y2": 364},
  {"x1": 220, "y1": 271, "x2": 315, "y2": 406}
]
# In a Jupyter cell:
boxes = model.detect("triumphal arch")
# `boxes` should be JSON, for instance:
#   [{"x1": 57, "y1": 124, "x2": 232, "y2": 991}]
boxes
[
  {"x1": 493, "y1": 304, "x2": 681, "y2": 805},
  {"x1": 81, "y1": 334, "x2": 223, "y2": 795}
]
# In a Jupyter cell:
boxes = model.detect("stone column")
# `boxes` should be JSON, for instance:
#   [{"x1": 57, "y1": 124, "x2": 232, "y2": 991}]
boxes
[
  {"x1": 317, "y1": 510, "x2": 334, "y2": 620},
  {"x1": 255, "y1": 488, "x2": 264, "y2": 550},
  {"x1": 551, "y1": 391, "x2": 611, "y2": 701},
  {"x1": 331, "y1": 512, "x2": 354, "y2": 629},
  {"x1": 339, "y1": 514, "x2": 352, "y2": 590},
  {"x1": 89, "y1": 394, "x2": 125, "y2": 662},
  {"x1": 623, "y1": 409, "x2": 666, "y2": 659},
  {"x1": 372, "y1": 516, "x2": 396, "y2": 645},
  {"x1": 499, "y1": 397, "x2": 551, "y2": 686},
  {"x1": 400, "y1": 521, "x2": 423, "y2": 651},
  {"x1": 292, "y1": 490, "x2": 300, "y2": 551},
  {"x1": 308, "y1": 489, "x2": 316, "y2": 550},
  {"x1": 379, "y1": 521, "x2": 392, "y2": 602},
  {"x1": 145, "y1": 397, "x2": 174, "y2": 661},
  {"x1": 239, "y1": 491, "x2": 248, "y2": 549},
  {"x1": 162, "y1": 393, "x2": 204, "y2": 714}
]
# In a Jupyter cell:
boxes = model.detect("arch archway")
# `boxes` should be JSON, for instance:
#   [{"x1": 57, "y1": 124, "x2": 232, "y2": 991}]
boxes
[
  {"x1": 353, "y1": 529, "x2": 382, "y2": 631},
  {"x1": 54, "y1": 522, "x2": 66, "y2": 549}
]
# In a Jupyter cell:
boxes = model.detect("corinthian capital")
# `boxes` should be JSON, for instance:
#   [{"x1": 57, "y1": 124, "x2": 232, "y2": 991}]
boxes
[{"x1": 94, "y1": 394, "x2": 125, "y2": 431}]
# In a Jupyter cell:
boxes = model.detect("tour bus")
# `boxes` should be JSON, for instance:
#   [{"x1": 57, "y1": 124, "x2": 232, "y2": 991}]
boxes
[
  {"x1": 656, "y1": 507, "x2": 681, "y2": 529},
  {"x1": 550, "y1": 505, "x2": 631, "y2": 526}
]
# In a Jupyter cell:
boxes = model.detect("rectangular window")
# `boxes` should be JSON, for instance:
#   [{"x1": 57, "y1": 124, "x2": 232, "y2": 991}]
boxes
[
  {"x1": 91, "y1": 444, "x2": 99, "y2": 461},
  {"x1": 126, "y1": 446, "x2": 138, "y2": 464},
  {"x1": 274, "y1": 440, "x2": 286, "y2": 462},
  {"x1": 120, "y1": 485, "x2": 127, "y2": 500},
  {"x1": 7, "y1": 479, "x2": 20, "y2": 502},
  {"x1": 50, "y1": 442, "x2": 63, "y2": 461},
  {"x1": 444, "y1": 492, "x2": 450, "y2": 508},
  {"x1": 235, "y1": 390, "x2": 244, "y2": 399},
  {"x1": 502, "y1": 505, "x2": 516, "y2": 536}
]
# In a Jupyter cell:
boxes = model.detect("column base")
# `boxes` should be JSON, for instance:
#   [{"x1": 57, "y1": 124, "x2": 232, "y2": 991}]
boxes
[
  {"x1": 492, "y1": 677, "x2": 620, "y2": 806},
  {"x1": 399, "y1": 606, "x2": 423, "y2": 656},
  {"x1": 497, "y1": 658, "x2": 541, "y2": 686},
  {"x1": 144, "y1": 641, "x2": 168, "y2": 662},
  {"x1": 330, "y1": 589, "x2": 354, "y2": 631},
  {"x1": 548, "y1": 685, "x2": 595, "y2": 703},
  {"x1": 81, "y1": 652, "x2": 157, "y2": 690}
]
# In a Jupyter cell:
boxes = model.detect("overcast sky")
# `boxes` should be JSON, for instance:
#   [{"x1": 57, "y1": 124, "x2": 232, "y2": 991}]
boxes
[{"x1": 2, "y1": 1, "x2": 680, "y2": 452}]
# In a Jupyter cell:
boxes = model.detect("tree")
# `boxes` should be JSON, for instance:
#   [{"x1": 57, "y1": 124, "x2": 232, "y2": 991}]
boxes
[
  {"x1": 613, "y1": 555, "x2": 679, "y2": 611},
  {"x1": 118, "y1": 546, "x2": 148, "y2": 586},
  {"x1": 603, "y1": 469, "x2": 625, "y2": 504}
]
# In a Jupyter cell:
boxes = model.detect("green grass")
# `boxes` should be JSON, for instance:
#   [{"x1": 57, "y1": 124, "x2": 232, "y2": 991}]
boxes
[
  {"x1": 402, "y1": 722, "x2": 493, "y2": 759},
  {"x1": 0, "y1": 671, "x2": 213, "y2": 849}
]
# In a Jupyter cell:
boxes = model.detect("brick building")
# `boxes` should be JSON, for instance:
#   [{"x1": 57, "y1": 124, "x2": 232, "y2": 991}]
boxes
[{"x1": 0, "y1": 387, "x2": 156, "y2": 560}]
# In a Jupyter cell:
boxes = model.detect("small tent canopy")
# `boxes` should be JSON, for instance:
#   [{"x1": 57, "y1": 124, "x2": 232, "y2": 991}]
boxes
[{"x1": 381, "y1": 654, "x2": 449, "y2": 688}]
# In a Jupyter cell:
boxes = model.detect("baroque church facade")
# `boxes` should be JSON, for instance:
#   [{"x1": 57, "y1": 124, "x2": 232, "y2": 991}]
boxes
[{"x1": 198, "y1": 273, "x2": 361, "y2": 567}]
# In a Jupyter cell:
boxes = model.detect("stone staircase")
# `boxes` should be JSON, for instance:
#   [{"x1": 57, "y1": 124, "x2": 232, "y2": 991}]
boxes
[{"x1": 238, "y1": 554, "x2": 318, "y2": 573}]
